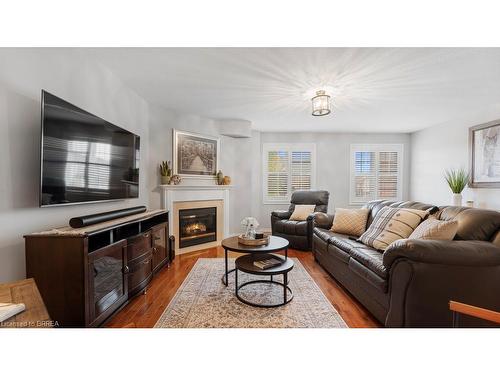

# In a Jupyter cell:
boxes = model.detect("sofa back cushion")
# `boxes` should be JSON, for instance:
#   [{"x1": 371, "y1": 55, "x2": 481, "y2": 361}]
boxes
[
  {"x1": 409, "y1": 217, "x2": 459, "y2": 240},
  {"x1": 492, "y1": 231, "x2": 500, "y2": 247},
  {"x1": 359, "y1": 206, "x2": 428, "y2": 251},
  {"x1": 364, "y1": 200, "x2": 436, "y2": 229},
  {"x1": 437, "y1": 206, "x2": 500, "y2": 241},
  {"x1": 330, "y1": 208, "x2": 369, "y2": 236},
  {"x1": 289, "y1": 190, "x2": 329, "y2": 214}
]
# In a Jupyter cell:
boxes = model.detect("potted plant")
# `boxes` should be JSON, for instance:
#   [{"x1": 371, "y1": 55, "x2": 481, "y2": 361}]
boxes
[
  {"x1": 160, "y1": 161, "x2": 172, "y2": 185},
  {"x1": 444, "y1": 168, "x2": 470, "y2": 206}
]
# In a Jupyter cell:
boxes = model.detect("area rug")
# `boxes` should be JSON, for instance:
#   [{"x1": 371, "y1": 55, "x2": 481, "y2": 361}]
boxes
[{"x1": 154, "y1": 258, "x2": 347, "y2": 328}]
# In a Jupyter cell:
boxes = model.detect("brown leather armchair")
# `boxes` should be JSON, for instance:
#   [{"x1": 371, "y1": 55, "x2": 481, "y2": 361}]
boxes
[{"x1": 271, "y1": 190, "x2": 329, "y2": 250}]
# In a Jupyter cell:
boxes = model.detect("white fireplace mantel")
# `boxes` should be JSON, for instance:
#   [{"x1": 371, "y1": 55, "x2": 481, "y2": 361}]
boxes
[{"x1": 159, "y1": 184, "x2": 233, "y2": 241}]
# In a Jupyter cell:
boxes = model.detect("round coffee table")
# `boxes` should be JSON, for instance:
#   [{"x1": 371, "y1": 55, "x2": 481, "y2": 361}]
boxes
[
  {"x1": 235, "y1": 253, "x2": 294, "y2": 308},
  {"x1": 220, "y1": 235, "x2": 289, "y2": 286}
]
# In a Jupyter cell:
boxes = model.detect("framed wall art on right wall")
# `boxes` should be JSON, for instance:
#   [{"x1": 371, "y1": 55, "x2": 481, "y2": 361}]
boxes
[{"x1": 469, "y1": 119, "x2": 500, "y2": 188}]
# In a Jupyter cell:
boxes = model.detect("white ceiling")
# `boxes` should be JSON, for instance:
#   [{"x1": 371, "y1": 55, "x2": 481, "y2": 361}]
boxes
[{"x1": 87, "y1": 48, "x2": 500, "y2": 133}]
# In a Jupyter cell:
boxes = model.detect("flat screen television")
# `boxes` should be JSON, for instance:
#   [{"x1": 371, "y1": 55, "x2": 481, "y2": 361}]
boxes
[{"x1": 40, "y1": 90, "x2": 140, "y2": 207}]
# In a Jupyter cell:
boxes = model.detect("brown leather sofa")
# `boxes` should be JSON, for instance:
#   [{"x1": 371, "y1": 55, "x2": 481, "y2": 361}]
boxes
[
  {"x1": 312, "y1": 200, "x2": 500, "y2": 327},
  {"x1": 271, "y1": 190, "x2": 329, "y2": 250}
]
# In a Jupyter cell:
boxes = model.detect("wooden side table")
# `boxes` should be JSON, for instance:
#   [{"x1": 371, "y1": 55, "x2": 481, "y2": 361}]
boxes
[{"x1": 0, "y1": 278, "x2": 52, "y2": 328}]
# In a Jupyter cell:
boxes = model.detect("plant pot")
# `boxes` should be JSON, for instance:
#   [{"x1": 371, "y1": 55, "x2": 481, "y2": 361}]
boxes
[
  {"x1": 161, "y1": 175, "x2": 171, "y2": 185},
  {"x1": 452, "y1": 193, "x2": 462, "y2": 206}
]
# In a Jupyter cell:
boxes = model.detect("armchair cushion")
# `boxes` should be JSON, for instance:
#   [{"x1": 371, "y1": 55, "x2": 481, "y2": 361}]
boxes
[
  {"x1": 274, "y1": 220, "x2": 308, "y2": 236},
  {"x1": 271, "y1": 210, "x2": 292, "y2": 220},
  {"x1": 289, "y1": 204, "x2": 316, "y2": 221},
  {"x1": 383, "y1": 239, "x2": 500, "y2": 269}
]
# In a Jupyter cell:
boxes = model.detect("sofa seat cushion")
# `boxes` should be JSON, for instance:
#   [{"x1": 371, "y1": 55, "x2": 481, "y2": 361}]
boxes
[
  {"x1": 313, "y1": 227, "x2": 335, "y2": 243},
  {"x1": 275, "y1": 220, "x2": 308, "y2": 236},
  {"x1": 328, "y1": 233, "x2": 361, "y2": 253},
  {"x1": 348, "y1": 245, "x2": 387, "y2": 279},
  {"x1": 319, "y1": 232, "x2": 388, "y2": 279}
]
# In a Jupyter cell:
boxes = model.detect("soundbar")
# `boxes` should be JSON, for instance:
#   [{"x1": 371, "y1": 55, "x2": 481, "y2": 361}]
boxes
[{"x1": 69, "y1": 206, "x2": 147, "y2": 228}]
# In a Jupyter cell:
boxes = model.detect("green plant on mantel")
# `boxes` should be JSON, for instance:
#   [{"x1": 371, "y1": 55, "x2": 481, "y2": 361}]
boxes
[
  {"x1": 444, "y1": 168, "x2": 470, "y2": 193},
  {"x1": 160, "y1": 161, "x2": 172, "y2": 184}
]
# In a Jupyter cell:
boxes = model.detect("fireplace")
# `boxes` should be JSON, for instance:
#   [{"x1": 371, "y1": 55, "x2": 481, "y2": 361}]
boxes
[{"x1": 179, "y1": 207, "x2": 217, "y2": 248}]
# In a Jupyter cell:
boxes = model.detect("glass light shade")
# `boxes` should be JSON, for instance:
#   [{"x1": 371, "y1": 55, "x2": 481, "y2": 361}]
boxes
[{"x1": 311, "y1": 90, "x2": 331, "y2": 116}]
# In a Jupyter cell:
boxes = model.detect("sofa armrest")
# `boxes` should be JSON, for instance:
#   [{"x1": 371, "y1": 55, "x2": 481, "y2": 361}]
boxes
[
  {"x1": 383, "y1": 239, "x2": 500, "y2": 269},
  {"x1": 271, "y1": 210, "x2": 291, "y2": 220},
  {"x1": 312, "y1": 212, "x2": 334, "y2": 229}
]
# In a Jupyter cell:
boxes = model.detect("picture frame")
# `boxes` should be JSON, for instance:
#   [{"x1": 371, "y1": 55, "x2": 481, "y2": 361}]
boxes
[
  {"x1": 469, "y1": 119, "x2": 500, "y2": 188},
  {"x1": 172, "y1": 129, "x2": 220, "y2": 179}
]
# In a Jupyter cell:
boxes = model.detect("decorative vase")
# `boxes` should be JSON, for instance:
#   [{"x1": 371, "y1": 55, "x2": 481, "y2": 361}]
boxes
[
  {"x1": 452, "y1": 193, "x2": 462, "y2": 206},
  {"x1": 216, "y1": 170, "x2": 224, "y2": 185},
  {"x1": 171, "y1": 175, "x2": 181, "y2": 185},
  {"x1": 223, "y1": 176, "x2": 231, "y2": 185},
  {"x1": 161, "y1": 175, "x2": 171, "y2": 185}
]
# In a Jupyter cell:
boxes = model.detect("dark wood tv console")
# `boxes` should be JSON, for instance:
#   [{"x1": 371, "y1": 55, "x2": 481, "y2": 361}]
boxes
[{"x1": 24, "y1": 210, "x2": 172, "y2": 327}]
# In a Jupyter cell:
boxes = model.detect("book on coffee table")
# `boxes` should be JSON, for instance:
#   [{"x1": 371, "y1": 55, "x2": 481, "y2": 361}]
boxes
[
  {"x1": 0, "y1": 302, "x2": 26, "y2": 322},
  {"x1": 253, "y1": 257, "x2": 284, "y2": 270}
]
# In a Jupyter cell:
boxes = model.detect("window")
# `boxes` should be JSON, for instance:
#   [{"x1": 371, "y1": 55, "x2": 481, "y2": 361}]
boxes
[
  {"x1": 350, "y1": 144, "x2": 403, "y2": 205},
  {"x1": 263, "y1": 143, "x2": 316, "y2": 204}
]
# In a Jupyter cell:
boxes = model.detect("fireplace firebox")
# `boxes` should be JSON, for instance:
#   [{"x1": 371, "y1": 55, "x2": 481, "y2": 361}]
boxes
[{"x1": 179, "y1": 207, "x2": 217, "y2": 248}]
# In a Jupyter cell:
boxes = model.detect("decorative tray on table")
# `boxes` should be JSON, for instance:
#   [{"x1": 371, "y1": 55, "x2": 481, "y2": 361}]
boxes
[{"x1": 237, "y1": 234, "x2": 270, "y2": 246}]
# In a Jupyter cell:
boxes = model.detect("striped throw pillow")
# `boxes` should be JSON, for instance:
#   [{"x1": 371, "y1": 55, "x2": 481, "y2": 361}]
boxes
[{"x1": 359, "y1": 206, "x2": 428, "y2": 251}]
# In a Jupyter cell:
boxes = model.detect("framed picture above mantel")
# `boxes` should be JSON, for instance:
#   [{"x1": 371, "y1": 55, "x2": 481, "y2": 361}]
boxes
[
  {"x1": 173, "y1": 129, "x2": 220, "y2": 179},
  {"x1": 469, "y1": 120, "x2": 500, "y2": 188}
]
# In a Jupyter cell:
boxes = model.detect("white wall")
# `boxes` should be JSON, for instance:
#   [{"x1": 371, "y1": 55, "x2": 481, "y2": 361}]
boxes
[
  {"x1": 410, "y1": 106, "x2": 500, "y2": 209},
  {"x1": 254, "y1": 132, "x2": 412, "y2": 228},
  {"x1": 0, "y1": 49, "x2": 150, "y2": 283},
  {"x1": 147, "y1": 104, "x2": 254, "y2": 234}
]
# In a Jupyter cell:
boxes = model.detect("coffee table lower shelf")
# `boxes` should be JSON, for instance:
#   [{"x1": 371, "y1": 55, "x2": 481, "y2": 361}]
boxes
[{"x1": 234, "y1": 254, "x2": 294, "y2": 308}]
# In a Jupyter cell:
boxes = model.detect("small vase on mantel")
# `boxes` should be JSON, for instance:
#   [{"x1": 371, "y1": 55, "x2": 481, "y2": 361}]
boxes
[{"x1": 452, "y1": 193, "x2": 462, "y2": 207}]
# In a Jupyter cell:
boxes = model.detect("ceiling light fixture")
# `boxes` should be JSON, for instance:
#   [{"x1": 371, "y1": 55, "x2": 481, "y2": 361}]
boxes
[{"x1": 311, "y1": 90, "x2": 331, "y2": 116}]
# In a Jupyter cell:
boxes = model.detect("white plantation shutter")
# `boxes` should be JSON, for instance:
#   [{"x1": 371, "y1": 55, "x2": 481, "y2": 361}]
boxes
[
  {"x1": 291, "y1": 151, "x2": 312, "y2": 191},
  {"x1": 266, "y1": 150, "x2": 289, "y2": 201},
  {"x1": 350, "y1": 144, "x2": 403, "y2": 205},
  {"x1": 263, "y1": 144, "x2": 316, "y2": 203},
  {"x1": 378, "y1": 151, "x2": 399, "y2": 198}
]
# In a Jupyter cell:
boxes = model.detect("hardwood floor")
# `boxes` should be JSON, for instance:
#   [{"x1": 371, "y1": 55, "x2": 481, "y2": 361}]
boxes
[{"x1": 106, "y1": 247, "x2": 381, "y2": 328}]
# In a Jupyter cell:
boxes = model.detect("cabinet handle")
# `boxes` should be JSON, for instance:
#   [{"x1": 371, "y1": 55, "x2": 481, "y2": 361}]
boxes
[
  {"x1": 123, "y1": 265, "x2": 130, "y2": 274},
  {"x1": 143, "y1": 233, "x2": 150, "y2": 238},
  {"x1": 152, "y1": 247, "x2": 157, "y2": 253},
  {"x1": 154, "y1": 236, "x2": 161, "y2": 241},
  {"x1": 143, "y1": 259, "x2": 150, "y2": 265}
]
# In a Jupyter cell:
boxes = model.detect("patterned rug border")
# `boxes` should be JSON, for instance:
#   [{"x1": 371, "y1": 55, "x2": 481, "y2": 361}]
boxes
[{"x1": 154, "y1": 257, "x2": 347, "y2": 328}]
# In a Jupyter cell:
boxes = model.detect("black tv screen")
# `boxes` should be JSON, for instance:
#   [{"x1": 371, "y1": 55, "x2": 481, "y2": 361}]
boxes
[{"x1": 40, "y1": 91, "x2": 140, "y2": 207}]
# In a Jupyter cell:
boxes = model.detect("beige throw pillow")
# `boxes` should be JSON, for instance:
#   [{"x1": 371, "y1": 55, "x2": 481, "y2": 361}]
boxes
[
  {"x1": 359, "y1": 206, "x2": 428, "y2": 251},
  {"x1": 409, "y1": 217, "x2": 458, "y2": 240},
  {"x1": 330, "y1": 208, "x2": 369, "y2": 237},
  {"x1": 289, "y1": 204, "x2": 316, "y2": 221}
]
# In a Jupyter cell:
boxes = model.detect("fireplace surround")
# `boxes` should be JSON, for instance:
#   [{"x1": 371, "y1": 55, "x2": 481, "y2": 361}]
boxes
[{"x1": 159, "y1": 185, "x2": 232, "y2": 254}]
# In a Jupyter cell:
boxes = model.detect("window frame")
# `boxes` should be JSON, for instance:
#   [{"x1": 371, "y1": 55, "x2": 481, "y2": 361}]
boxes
[
  {"x1": 349, "y1": 143, "x2": 404, "y2": 206},
  {"x1": 262, "y1": 143, "x2": 317, "y2": 205}
]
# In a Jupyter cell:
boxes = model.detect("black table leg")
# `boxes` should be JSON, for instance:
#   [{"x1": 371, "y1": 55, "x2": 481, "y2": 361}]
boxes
[
  {"x1": 223, "y1": 248, "x2": 228, "y2": 286},
  {"x1": 235, "y1": 268, "x2": 238, "y2": 294},
  {"x1": 284, "y1": 272, "x2": 288, "y2": 303}
]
